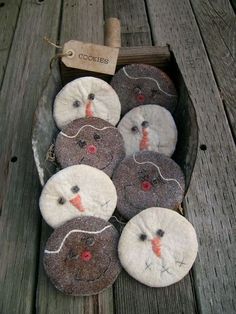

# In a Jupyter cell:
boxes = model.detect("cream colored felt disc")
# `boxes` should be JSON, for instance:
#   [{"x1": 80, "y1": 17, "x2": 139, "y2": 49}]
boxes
[
  {"x1": 118, "y1": 105, "x2": 177, "y2": 156},
  {"x1": 53, "y1": 77, "x2": 121, "y2": 129},
  {"x1": 39, "y1": 165, "x2": 117, "y2": 228},
  {"x1": 118, "y1": 207, "x2": 198, "y2": 287}
]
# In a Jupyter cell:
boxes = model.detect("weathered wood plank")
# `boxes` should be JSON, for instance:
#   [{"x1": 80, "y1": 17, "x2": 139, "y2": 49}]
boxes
[
  {"x1": 0, "y1": 1, "x2": 62, "y2": 313},
  {"x1": 190, "y1": 0, "x2": 236, "y2": 140},
  {"x1": 104, "y1": 0, "x2": 152, "y2": 46},
  {"x1": 36, "y1": 1, "x2": 110, "y2": 314},
  {"x1": 60, "y1": 0, "x2": 104, "y2": 44},
  {"x1": 104, "y1": 1, "x2": 198, "y2": 314},
  {"x1": 0, "y1": 0, "x2": 22, "y2": 88},
  {"x1": 147, "y1": 0, "x2": 236, "y2": 313}
]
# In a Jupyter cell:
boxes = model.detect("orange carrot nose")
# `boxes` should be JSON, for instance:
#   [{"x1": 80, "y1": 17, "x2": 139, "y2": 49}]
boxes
[
  {"x1": 151, "y1": 237, "x2": 162, "y2": 257},
  {"x1": 85, "y1": 100, "x2": 93, "y2": 117},
  {"x1": 70, "y1": 194, "x2": 85, "y2": 212},
  {"x1": 139, "y1": 127, "x2": 150, "y2": 150}
]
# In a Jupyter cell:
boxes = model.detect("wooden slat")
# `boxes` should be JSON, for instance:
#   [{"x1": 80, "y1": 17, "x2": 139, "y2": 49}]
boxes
[
  {"x1": 104, "y1": 1, "x2": 198, "y2": 314},
  {"x1": 117, "y1": 46, "x2": 170, "y2": 67},
  {"x1": 190, "y1": 0, "x2": 236, "y2": 140},
  {"x1": 147, "y1": 0, "x2": 236, "y2": 313},
  {"x1": 0, "y1": 0, "x2": 22, "y2": 88},
  {"x1": 36, "y1": 1, "x2": 110, "y2": 314},
  {"x1": 0, "y1": 1, "x2": 62, "y2": 314},
  {"x1": 104, "y1": 0, "x2": 152, "y2": 46}
]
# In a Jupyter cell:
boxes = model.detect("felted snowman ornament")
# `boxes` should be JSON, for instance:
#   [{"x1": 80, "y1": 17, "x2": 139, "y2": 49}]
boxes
[
  {"x1": 118, "y1": 207, "x2": 198, "y2": 287},
  {"x1": 39, "y1": 165, "x2": 117, "y2": 228},
  {"x1": 118, "y1": 105, "x2": 177, "y2": 157},
  {"x1": 53, "y1": 77, "x2": 121, "y2": 129}
]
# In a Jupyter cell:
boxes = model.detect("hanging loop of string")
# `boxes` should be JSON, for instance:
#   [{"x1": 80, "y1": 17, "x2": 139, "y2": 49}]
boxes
[{"x1": 43, "y1": 36, "x2": 73, "y2": 69}]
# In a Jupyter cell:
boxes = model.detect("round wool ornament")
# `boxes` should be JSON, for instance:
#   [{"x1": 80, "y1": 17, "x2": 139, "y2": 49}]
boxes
[
  {"x1": 53, "y1": 77, "x2": 121, "y2": 129},
  {"x1": 118, "y1": 207, "x2": 198, "y2": 287},
  {"x1": 39, "y1": 165, "x2": 117, "y2": 228},
  {"x1": 111, "y1": 64, "x2": 177, "y2": 116},
  {"x1": 112, "y1": 151, "x2": 185, "y2": 220},
  {"x1": 55, "y1": 117, "x2": 125, "y2": 177},
  {"x1": 118, "y1": 105, "x2": 177, "y2": 157},
  {"x1": 44, "y1": 216, "x2": 121, "y2": 295}
]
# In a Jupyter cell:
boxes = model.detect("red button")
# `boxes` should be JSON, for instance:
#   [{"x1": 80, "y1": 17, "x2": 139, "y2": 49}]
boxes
[
  {"x1": 136, "y1": 94, "x2": 145, "y2": 103},
  {"x1": 141, "y1": 181, "x2": 152, "y2": 191},
  {"x1": 87, "y1": 145, "x2": 97, "y2": 154},
  {"x1": 81, "y1": 250, "x2": 92, "y2": 261}
]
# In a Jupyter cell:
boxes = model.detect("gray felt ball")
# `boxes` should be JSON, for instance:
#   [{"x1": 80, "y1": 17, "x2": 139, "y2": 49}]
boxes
[
  {"x1": 44, "y1": 216, "x2": 121, "y2": 295},
  {"x1": 111, "y1": 64, "x2": 178, "y2": 116},
  {"x1": 112, "y1": 151, "x2": 185, "y2": 220},
  {"x1": 55, "y1": 117, "x2": 125, "y2": 177}
]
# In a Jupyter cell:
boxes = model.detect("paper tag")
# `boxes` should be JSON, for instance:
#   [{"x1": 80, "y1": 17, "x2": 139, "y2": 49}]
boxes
[{"x1": 61, "y1": 40, "x2": 119, "y2": 75}]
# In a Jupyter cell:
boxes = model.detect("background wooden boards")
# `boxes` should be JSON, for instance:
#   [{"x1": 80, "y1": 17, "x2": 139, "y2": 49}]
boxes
[
  {"x1": 0, "y1": 1, "x2": 62, "y2": 313},
  {"x1": 147, "y1": 0, "x2": 236, "y2": 313}
]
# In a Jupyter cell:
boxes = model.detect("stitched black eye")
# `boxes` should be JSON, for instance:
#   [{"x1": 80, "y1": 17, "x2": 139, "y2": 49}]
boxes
[
  {"x1": 141, "y1": 121, "x2": 149, "y2": 128},
  {"x1": 134, "y1": 87, "x2": 141, "y2": 94},
  {"x1": 131, "y1": 126, "x2": 139, "y2": 133},
  {"x1": 88, "y1": 93, "x2": 95, "y2": 100},
  {"x1": 138, "y1": 170, "x2": 149, "y2": 181},
  {"x1": 73, "y1": 100, "x2": 81, "y2": 108},
  {"x1": 71, "y1": 185, "x2": 80, "y2": 193},
  {"x1": 156, "y1": 229, "x2": 165, "y2": 237},
  {"x1": 151, "y1": 88, "x2": 158, "y2": 96},
  {"x1": 152, "y1": 178, "x2": 158, "y2": 185},
  {"x1": 58, "y1": 197, "x2": 66, "y2": 205},
  {"x1": 86, "y1": 236, "x2": 95, "y2": 246},
  {"x1": 67, "y1": 249, "x2": 79, "y2": 260},
  {"x1": 78, "y1": 139, "x2": 86, "y2": 148},
  {"x1": 94, "y1": 133, "x2": 101, "y2": 141},
  {"x1": 139, "y1": 233, "x2": 147, "y2": 241}
]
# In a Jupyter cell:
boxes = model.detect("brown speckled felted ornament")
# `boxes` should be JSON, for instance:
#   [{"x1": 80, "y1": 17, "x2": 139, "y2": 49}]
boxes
[
  {"x1": 110, "y1": 64, "x2": 178, "y2": 116},
  {"x1": 112, "y1": 151, "x2": 185, "y2": 220},
  {"x1": 43, "y1": 216, "x2": 121, "y2": 296},
  {"x1": 55, "y1": 117, "x2": 125, "y2": 177}
]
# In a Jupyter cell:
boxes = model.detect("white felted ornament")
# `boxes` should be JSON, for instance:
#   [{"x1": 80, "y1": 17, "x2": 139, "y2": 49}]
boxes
[
  {"x1": 53, "y1": 77, "x2": 121, "y2": 129},
  {"x1": 39, "y1": 165, "x2": 117, "y2": 228},
  {"x1": 118, "y1": 105, "x2": 177, "y2": 156},
  {"x1": 118, "y1": 207, "x2": 198, "y2": 287}
]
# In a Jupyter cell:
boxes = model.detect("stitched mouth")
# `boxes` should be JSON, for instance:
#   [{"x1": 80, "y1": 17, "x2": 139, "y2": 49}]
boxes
[
  {"x1": 78, "y1": 152, "x2": 113, "y2": 171},
  {"x1": 124, "y1": 185, "x2": 144, "y2": 210},
  {"x1": 74, "y1": 255, "x2": 111, "y2": 282},
  {"x1": 98, "y1": 152, "x2": 113, "y2": 170}
]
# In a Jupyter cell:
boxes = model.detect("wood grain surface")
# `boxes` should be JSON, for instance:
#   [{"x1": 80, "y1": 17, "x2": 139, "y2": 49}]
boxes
[
  {"x1": 190, "y1": 0, "x2": 236, "y2": 140},
  {"x1": 0, "y1": 0, "x2": 22, "y2": 88},
  {"x1": 0, "y1": 1, "x2": 61, "y2": 313},
  {"x1": 147, "y1": 0, "x2": 236, "y2": 313}
]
